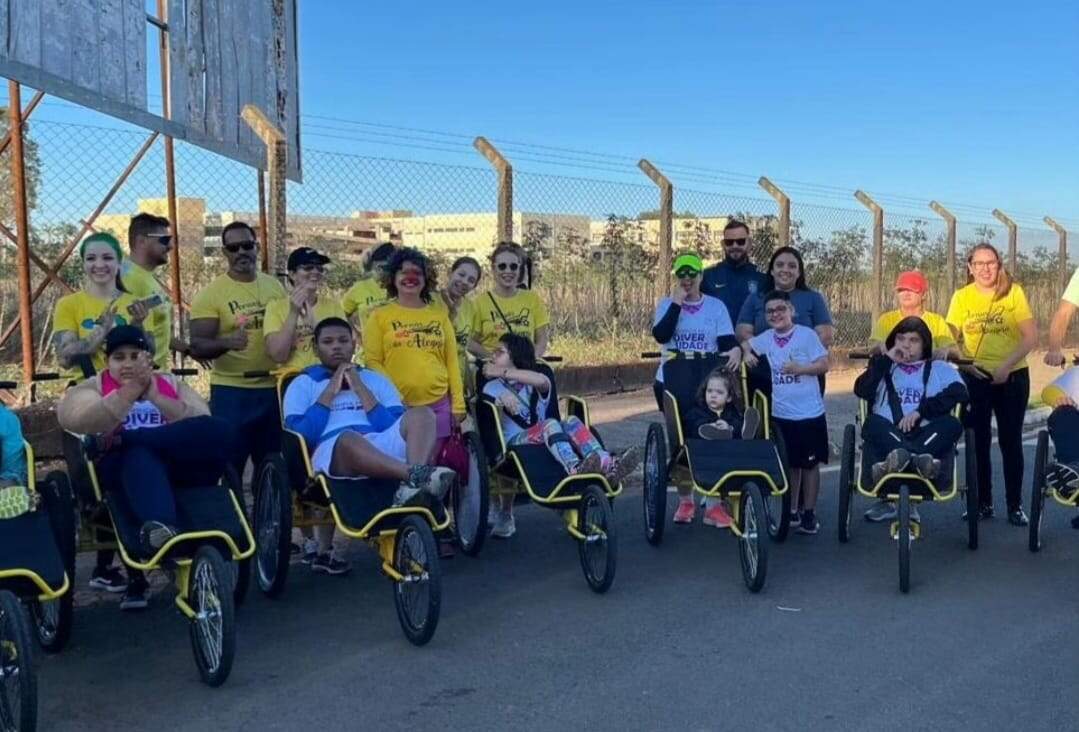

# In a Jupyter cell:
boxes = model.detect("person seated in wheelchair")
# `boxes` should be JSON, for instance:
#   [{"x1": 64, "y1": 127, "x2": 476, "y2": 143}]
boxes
[
  {"x1": 0, "y1": 400, "x2": 29, "y2": 519},
  {"x1": 57, "y1": 325, "x2": 237, "y2": 559},
  {"x1": 1039, "y1": 367, "x2": 1079, "y2": 508},
  {"x1": 282, "y1": 317, "x2": 457, "y2": 506},
  {"x1": 481, "y1": 333, "x2": 640, "y2": 539},
  {"x1": 853, "y1": 316, "x2": 968, "y2": 521}
]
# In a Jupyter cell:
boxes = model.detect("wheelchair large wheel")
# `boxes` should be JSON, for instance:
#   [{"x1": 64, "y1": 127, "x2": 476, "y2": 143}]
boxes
[
  {"x1": 898, "y1": 485, "x2": 911, "y2": 594},
  {"x1": 738, "y1": 482, "x2": 769, "y2": 593},
  {"x1": 643, "y1": 423, "x2": 668, "y2": 546},
  {"x1": 254, "y1": 454, "x2": 293, "y2": 598},
  {"x1": 31, "y1": 471, "x2": 76, "y2": 654},
  {"x1": 0, "y1": 590, "x2": 35, "y2": 732},
  {"x1": 578, "y1": 484, "x2": 617, "y2": 593},
  {"x1": 453, "y1": 431, "x2": 489, "y2": 557},
  {"x1": 837, "y1": 424, "x2": 855, "y2": 544},
  {"x1": 188, "y1": 546, "x2": 236, "y2": 687},
  {"x1": 963, "y1": 428, "x2": 979, "y2": 551},
  {"x1": 393, "y1": 516, "x2": 442, "y2": 647},
  {"x1": 222, "y1": 466, "x2": 251, "y2": 606},
  {"x1": 1029, "y1": 430, "x2": 1049, "y2": 553}
]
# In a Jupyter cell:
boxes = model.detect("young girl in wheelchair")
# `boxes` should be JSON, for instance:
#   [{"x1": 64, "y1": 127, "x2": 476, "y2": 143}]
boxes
[
  {"x1": 482, "y1": 333, "x2": 640, "y2": 538},
  {"x1": 853, "y1": 316, "x2": 968, "y2": 519}
]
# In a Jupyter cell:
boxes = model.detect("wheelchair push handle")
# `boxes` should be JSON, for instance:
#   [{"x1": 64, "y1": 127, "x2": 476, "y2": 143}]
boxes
[
  {"x1": 242, "y1": 370, "x2": 272, "y2": 379},
  {"x1": 0, "y1": 380, "x2": 16, "y2": 390},
  {"x1": 849, "y1": 347, "x2": 974, "y2": 367},
  {"x1": 641, "y1": 350, "x2": 730, "y2": 364},
  {"x1": 171, "y1": 368, "x2": 200, "y2": 377},
  {"x1": 541, "y1": 355, "x2": 563, "y2": 363}
]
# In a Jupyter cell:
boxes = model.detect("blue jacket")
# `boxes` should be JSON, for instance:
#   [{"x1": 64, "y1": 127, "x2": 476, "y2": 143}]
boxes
[{"x1": 701, "y1": 260, "x2": 766, "y2": 325}]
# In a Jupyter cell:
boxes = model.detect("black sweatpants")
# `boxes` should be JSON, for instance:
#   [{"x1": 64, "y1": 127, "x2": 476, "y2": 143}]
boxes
[
  {"x1": 1047, "y1": 405, "x2": 1079, "y2": 464},
  {"x1": 963, "y1": 368, "x2": 1029, "y2": 512},
  {"x1": 861, "y1": 413, "x2": 963, "y2": 467}
]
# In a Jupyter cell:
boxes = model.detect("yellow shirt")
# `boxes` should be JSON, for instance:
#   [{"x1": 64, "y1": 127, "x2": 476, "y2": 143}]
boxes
[
  {"x1": 121, "y1": 262, "x2": 172, "y2": 369},
  {"x1": 946, "y1": 283, "x2": 1034, "y2": 373},
  {"x1": 470, "y1": 289, "x2": 550, "y2": 352},
  {"x1": 341, "y1": 276, "x2": 390, "y2": 326},
  {"x1": 870, "y1": 309, "x2": 956, "y2": 352},
  {"x1": 363, "y1": 302, "x2": 464, "y2": 414},
  {"x1": 52, "y1": 290, "x2": 142, "y2": 377},
  {"x1": 190, "y1": 273, "x2": 286, "y2": 388},
  {"x1": 263, "y1": 296, "x2": 347, "y2": 373}
]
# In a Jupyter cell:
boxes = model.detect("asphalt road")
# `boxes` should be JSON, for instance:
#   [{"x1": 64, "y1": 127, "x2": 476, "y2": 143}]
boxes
[{"x1": 34, "y1": 411, "x2": 1079, "y2": 732}]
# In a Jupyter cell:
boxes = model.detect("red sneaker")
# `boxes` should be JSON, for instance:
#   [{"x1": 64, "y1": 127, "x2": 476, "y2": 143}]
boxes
[
  {"x1": 673, "y1": 497, "x2": 696, "y2": 524},
  {"x1": 703, "y1": 501, "x2": 732, "y2": 528}
]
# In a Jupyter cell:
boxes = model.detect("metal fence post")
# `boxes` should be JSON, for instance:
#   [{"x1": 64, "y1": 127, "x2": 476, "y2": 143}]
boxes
[
  {"x1": 1044, "y1": 217, "x2": 1069, "y2": 294},
  {"x1": 854, "y1": 190, "x2": 884, "y2": 324},
  {"x1": 473, "y1": 137, "x2": 513, "y2": 243},
  {"x1": 156, "y1": 0, "x2": 183, "y2": 337},
  {"x1": 992, "y1": 209, "x2": 1018, "y2": 273},
  {"x1": 638, "y1": 159, "x2": 673, "y2": 300},
  {"x1": 758, "y1": 176, "x2": 790, "y2": 248},
  {"x1": 929, "y1": 201, "x2": 958, "y2": 296},
  {"x1": 7, "y1": 81, "x2": 34, "y2": 382},
  {"x1": 242, "y1": 105, "x2": 287, "y2": 279}
]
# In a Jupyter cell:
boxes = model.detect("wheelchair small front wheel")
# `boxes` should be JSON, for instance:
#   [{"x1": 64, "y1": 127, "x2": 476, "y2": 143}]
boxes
[
  {"x1": 898, "y1": 486, "x2": 911, "y2": 594},
  {"x1": 254, "y1": 454, "x2": 292, "y2": 598},
  {"x1": 739, "y1": 483, "x2": 769, "y2": 593},
  {"x1": 188, "y1": 546, "x2": 236, "y2": 687},
  {"x1": 579, "y1": 484, "x2": 617, "y2": 593},
  {"x1": 0, "y1": 589, "x2": 36, "y2": 732},
  {"x1": 643, "y1": 423, "x2": 668, "y2": 546},
  {"x1": 1029, "y1": 430, "x2": 1048, "y2": 553},
  {"x1": 837, "y1": 423, "x2": 855, "y2": 544},
  {"x1": 393, "y1": 516, "x2": 442, "y2": 646}
]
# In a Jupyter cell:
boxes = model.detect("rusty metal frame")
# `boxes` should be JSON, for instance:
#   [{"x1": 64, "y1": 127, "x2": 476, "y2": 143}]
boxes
[
  {"x1": 1044, "y1": 217, "x2": 1068, "y2": 294},
  {"x1": 992, "y1": 209, "x2": 1018, "y2": 273},
  {"x1": 474, "y1": 137, "x2": 513, "y2": 243},
  {"x1": 758, "y1": 177, "x2": 791, "y2": 248},
  {"x1": 929, "y1": 201, "x2": 958, "y2": 296},
  {"x1": 854, "y1": 190, "x2": 884, "y2": 324}
]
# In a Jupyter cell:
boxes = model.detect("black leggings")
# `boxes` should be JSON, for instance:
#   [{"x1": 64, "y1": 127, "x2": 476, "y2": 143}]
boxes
[
  {"x1": 861, "y1": 413, "x2": 963, "y2": 467},
  {"x1": 963, "y1": 368, "x2": 1029, "y2": 512}
]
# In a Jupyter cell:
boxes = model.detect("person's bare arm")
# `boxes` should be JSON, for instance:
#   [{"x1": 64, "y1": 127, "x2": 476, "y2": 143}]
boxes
[
  {"x1": 815, "y1": 324, "x2": 836, "y2": 348},
  {"x1": 188, "y1": 317, "x2": 246, "y2": 361},
  {"x1": 736, "y1": 323, "x2": 755, "y2": 343},
  {"x1": 534, "y1": 325, "x2": 550, "y2": 358},
  {"x1": 468, "y1": 338, "x2": 491, "y2": 360},
  {"x1": 264, "y1": 311, "x2": 300, "y2": 364}
]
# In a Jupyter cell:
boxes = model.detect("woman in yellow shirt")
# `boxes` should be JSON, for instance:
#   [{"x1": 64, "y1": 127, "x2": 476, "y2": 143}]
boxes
[
  {"x1": 468, "y1": 242, "x2": 550, "y2": 359},
  {"x1": 435, "y1": 256, "x2": 482, "y2": 393},
  {"x1": 264, "y1": 247, "x2": 347, "y2": 374},
  {"x1": 946, "y1": 243, "x2": 1037, "y2": 526}
]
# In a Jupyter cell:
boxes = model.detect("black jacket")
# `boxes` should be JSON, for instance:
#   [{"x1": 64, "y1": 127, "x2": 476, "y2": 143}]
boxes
[
  {"x1": 853, "y1": 354, "x2": 968, "y2": 422},
  {"x1": 684, "y1": 403, "x2": 744, "y2": 439}
]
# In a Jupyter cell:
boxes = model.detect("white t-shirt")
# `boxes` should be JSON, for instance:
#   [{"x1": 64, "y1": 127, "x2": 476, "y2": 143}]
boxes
[
  {"x1": 748, "y1": 325, "x2": 827, "y2": 420},
  {"x1": 870, "y1": 360, "x2": 963, "y2": 420},
  {"x1": 652, "y1": 294, "x2": 733, "y2": 382},
  {"x1": 482, "y1": 378, "x2": 550, "y2": 443},
  {"x1": 121, "y1": 399, "x2": 166, "y2": 431},
  {"x1": 283, "y1": 367, "x2": 404, "y2": 443}
]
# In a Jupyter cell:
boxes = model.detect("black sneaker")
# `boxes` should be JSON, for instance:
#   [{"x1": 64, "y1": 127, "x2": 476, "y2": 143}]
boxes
[
  {"x1": 741, "y1": 407, "x2": 762, "y2": 440},
  {"x1": 789, "y1": 510, "x2": 802, "y2": 529},
  {"x1": 120, "y1": 582, "x2": 149, "y2": 611},
  {"x1": 89, "y1": 567, "x2": 128, "y2": 593},
  {"x1": 797, "y1": 510, "x2": 820, "y2": 535},
  {"x1": 962, "y1": 505, "x2": 995, "y2": 521},
  {"x1": 139, "y1": 521, "x2": 178, "y2": 557},
  {"x1": 1046, "y1": 462, "x2": 1079, "y2": 498},
  {"x1": 1007, "y1": 508, "x2": 1029, "y2": 527},
  {"x1": 912, "y1": 454, "x2": 941, "y2": 481},
  {"x1": 311, "y1": 553, "x2": 351, "y2": 576}
]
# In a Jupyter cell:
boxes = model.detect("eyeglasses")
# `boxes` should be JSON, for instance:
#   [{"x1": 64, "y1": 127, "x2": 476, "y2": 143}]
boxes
[
  {"x1": 970, "y1": 260, "x2": 998, "y2": 270},
  {"x1": 224, "y1": 241, "x2": 257, "y2": 253},
  {"x1": 496, "y1": 262, "x2": 520, "y2": 272},
  {"x1": 765, "y1": 306, "x2": 790, "y2": 316},
  {"x1": 492, "y1": 346, "x2": 508, "y2": 357},
  {"x1": 674, "y1": 268, "x2": 700, "y2": 279},
  {"x1": 723, "y1": 237, "x2": 748, "y2": 247}
]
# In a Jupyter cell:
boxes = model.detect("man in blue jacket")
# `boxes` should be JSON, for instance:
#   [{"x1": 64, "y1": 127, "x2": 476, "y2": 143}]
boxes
[
  {"x1": 282, "y1": 317, "x2": 456, "y2": 505},
  {"x1": 701, "y1": 219, "x2": 766, "y2": 324}
]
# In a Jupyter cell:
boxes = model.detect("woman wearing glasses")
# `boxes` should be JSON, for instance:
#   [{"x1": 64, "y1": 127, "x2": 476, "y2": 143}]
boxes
[
  {"x1": 468, "y1": 242, "x2": 550, "y2": 359},
  {"x1": 946, "y1": 243, "x2": 1037, "y2": 526}
]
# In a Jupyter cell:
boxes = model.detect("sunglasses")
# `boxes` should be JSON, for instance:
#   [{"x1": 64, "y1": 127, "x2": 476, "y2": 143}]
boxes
[
  {"x1": 496, "y1": 262, "x2": 520, "y2": 272},
  {"x1": 224, "y1": 241, "x2": 257, "y2": 253},
  {"x1": 674, "y1": 268, "x2": 700, "y2": 279},
  {"x1": 149, "y1": 234, "x2": 172, "y2": 248},
  {"x1": 723, "y1": 237, "x2": 748, "y2": 247},
  {"x1": 297, "y1": 264, "x2": 325, "y2": 274}
]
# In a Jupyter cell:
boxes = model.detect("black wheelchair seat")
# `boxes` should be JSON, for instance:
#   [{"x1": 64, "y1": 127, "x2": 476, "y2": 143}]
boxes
[
  {"x1": 321, "y1": 475, "x2": 444, "y2": 533},
  {"x1": 0, "y1": 510, "x2": 66, "y2": 596},
  {"x1": 684, "y1": 438, "x2": 786, "y2": 493},
  {"x1": 501, "y1": 444, "x2": 574, "y2": 500}
]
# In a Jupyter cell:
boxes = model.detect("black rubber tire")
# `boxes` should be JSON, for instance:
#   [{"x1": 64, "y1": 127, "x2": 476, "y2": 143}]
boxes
[
  {"x1": 1029, "y1": 430, "x2": 1049, "y2": 553},
  {"x1": 222, "y1": 466, "x2": 251, "y2": 606},
  {"x1": 254, "y1": 454, "x2": 292, "y2": 598},
  {"x1": 32, "y1": 471, "x2": 76, "y2": 653},
  {"x1": 739, "y1": 482, "x2": 769, "y2": 593},
  {"x1": 0, "y1": 589, "x2": 36, "y2": 732},
  {"x1": 838, "y1": 424, "x2": 856, "y2": 544},
  {"x1": 393, "y1": 516, "x2": 442, "y2": 647},
  {"x1": 898, "y1": 485, "x2": 911, "y2": 594},
  {"x1": 579, "y1": 483, "x2": 617, "y2": 593},
  {"x1": 453, "y1": 431, "x2": 489, "y2": 557},
  {"x1": 964, "y1": 428, "x2": 979, "y2": 551},
  {"x1": 643, "y1": 423, "x2": 668, "y2": 546},
  {"x1": 188, "y1": 546, "x2": 236, "y2": 687},
  {"x1": 765, "y1": 423, "x2": 792, "y2": 542}
]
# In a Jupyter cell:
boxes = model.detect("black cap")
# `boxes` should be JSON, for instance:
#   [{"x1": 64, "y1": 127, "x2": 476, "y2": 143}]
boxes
[
  {"x1": 105, "y1": 325, "x2": 152, "y2": 356},
  {"x1": 287, "y1": 246, "x2": 331, "y2": 271}
]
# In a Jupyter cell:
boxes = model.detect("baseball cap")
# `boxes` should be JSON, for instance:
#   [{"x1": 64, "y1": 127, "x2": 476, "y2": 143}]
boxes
[
  {"x1": 894, "y1": 270, "x2": 928, "y2": 294},
  {"x1": 105, "y1": 325, "x2": 152, "y2": 356},
  {"x1": 672, "y1": 253, "x2": 703, "y2": 276},
  {"x1": 287, "y1": 246, "x2": 331, "y2": 271}
]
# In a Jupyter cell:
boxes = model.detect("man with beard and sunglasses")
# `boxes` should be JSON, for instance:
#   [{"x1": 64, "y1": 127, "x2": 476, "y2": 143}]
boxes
[
  {"x1": 701, "y1": 219, "x2": 766, "y2": 325},
  {"x1": 121, "y1": 213, "x2": 189, "y2": 369},
  {"x1": 189, "y1": 221, "x2": 286, "y2": 477}
]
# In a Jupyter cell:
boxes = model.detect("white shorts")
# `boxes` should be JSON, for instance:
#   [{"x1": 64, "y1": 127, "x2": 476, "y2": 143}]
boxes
[{"x1": 311, "y1": 418, "x2": 407, "y2": 477}]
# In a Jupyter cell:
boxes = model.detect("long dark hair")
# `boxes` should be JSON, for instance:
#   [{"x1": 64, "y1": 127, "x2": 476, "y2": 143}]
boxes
[
  {"x1": 450, "y1": 256, "x2": 482, "y2": 283},
  {"x1": 763, "y1": 246, "x2": 808, "y2": 291},
  {"x1": 965, "y1": 242, "x2": 1012, "y2": 299},
  {"x1": 499, "y1": 333, "x2": 537, "y2": 371},
  {"x1": 696, "y1": 366, "x2": 743, "y2": 413},
  {"x1": 885, "y1": 316, "x2": 934, "y2": 361},
  {"x1": 382, "y1": 247, "x2": 437, "y2": 303}
]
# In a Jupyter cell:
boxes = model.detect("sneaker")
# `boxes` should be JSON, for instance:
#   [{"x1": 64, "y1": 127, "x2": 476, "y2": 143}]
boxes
[
  {"x1": 606, "y1": 447, "x2": 642, "y2": 484},
  {"x1": 89, "y1": 567, "x2": 128, "y2": 593},
  {"x1": 394, "y1": 465, "x2": 457, "y2": 506},
  {"x1": 300, "y1": 538, "x2": 319, "y2": 565},
  {"x1": 870, "y1": 460, "x2": 889, "y2": 485},
  {"x1": 1045, "y1": 462, "x2": 1079, "y2": 498},
  {"x1": 312, "y1": 552, "x2": 352, "y2": 576},
  {"x1": 139, "y1": 521, "x2": 178, "y2": 556},
  {"x1": 574, "y1": 452, "x2": 603, "y2": 475},
  {"x1": 886, "y1": 448, "x2": 911, "y2": 475},
  {"x1": 120, "y1": 582, "x2": 149, "y2": 611},
  {"x1": 789, "y1": 510, "x2": 802, "y2": 528},
  {"x1": 864, "y1": 500, "x2": 897, "y2": 523},
  {"x1": 962, "y1": 505, "x2": 995, "y2": 521},
  {"x1": 797, "y1": 510, "x2": 820, "y2": 535},
  {"x1": 1007, "y1": 508, "x2": 1029, "y2": 527},
  {"x1": 490, "y1": 510, "x2": 516, "y2": 539},
  {"x1": 673, "y1": 497, "x2": 696, "y2": 524},
  {"x1": 741, "y1": 407, "x2": 761, "y2": 440},
  {"x1": 699, "y1": 423, "x2": 733, "y2": 440},
  {"x1": 909, "y1": 503, "x2": 921, "y2": 523},
  {"x1": 913, "y1": 454, "x2": 941, "y2": 481},
  {"x1": 702, "y1": 501, "x2": 733, "y2": 528}
]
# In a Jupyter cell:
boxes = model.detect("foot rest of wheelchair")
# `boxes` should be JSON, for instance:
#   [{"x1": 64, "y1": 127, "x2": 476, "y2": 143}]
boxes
[
  {"x1": 104, "y1": 485, "x2": 248, "y2": 562},
  {"x1": 499, "y1": 444, "x2": 610, "y2": 501},
  {"x1": 684, "y1": 439, "x2": 786, "y2": 493},
  {"x1": 0, "y1": 510, "x2": 66, "y2": 597},
  {"x1": 323, "y1": 476, "x2": 447, "y2": 533},
  {"x1": 859, "y1": 453, "x2": 954, "y2": 497}
]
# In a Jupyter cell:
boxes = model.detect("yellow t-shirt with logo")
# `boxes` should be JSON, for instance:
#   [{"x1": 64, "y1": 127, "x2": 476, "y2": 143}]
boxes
[
  {"x1": 946, "y1": 283, "x2": 1034, "y2": 373},
  {"x1": 363, "y1": 302, "x2": 464, "y2": 414},
  {"x1": 870, "y1": 309, "x2": 956, "y2": 352},
  {"x1": 263, "y1": 296, "x2": 347, "y2": 373},
  {"x1": 470, "y1": 289, "x2": 550, "y2": 352},
  {"x1": 190, "y1": 273, "x2": 286, "y2": 388},
  {"x1": 52, "y1": 290, "x2": 142, "y2": 376},
  {"x1": 342, "y1": 276, "x2": 390, "y2": 326},
  {"x1": 121, "y1": 262, "x2": 172, "y2": 369}
]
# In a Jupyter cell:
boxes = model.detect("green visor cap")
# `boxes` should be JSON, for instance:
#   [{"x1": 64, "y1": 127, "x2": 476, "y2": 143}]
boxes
[{"x1": 672, "y1": 253, "x2": 703, "y2": 275}]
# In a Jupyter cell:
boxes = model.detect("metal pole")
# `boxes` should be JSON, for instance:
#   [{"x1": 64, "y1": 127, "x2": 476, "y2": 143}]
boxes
[
  {"x1": 855, "y1": 190, "x2": 884, "y2": 324},
  {"x1": 638, "y1": 159, "x2": 673, "y2": 300},
  {"x1": 157, "y1": 0, "x2": 182, "y2": 340},
  {"x1": 929, "y1": 201, "x2": 958, "y2": 298},
  {"x1": 1045, "y1": 217, "x2": 1069, "y2": 295},
  {"x1": 758, "y1": 176, "x2": 791, "y2": 248},
  {"x1": 7, "y1": 81, "x2": 34, "y2": 382},
  {"x1": 257, "y1": 170, "x2": 269, "y2": 273},
  {"x1": 473, "y1": 137, "x2": 513, "y2": 243},
  {"x1": 992, "y1": 209, "x2": 1018, "y2": 273},
  {"x1": 241, "y1": 105, "x2": 287, "y2": 279}
]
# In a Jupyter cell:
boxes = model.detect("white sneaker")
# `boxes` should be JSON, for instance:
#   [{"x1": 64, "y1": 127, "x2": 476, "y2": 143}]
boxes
[
  {"x1": 864, "y1": 500, "x2": 897, "y2": 523},
  {"x1": 490, "y1": 510, "x2": 516, "y2": 539}
]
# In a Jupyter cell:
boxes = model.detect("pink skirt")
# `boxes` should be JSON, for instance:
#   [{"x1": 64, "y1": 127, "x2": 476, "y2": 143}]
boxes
[{"x1": 429, "y1": 394, "x2": 453, "y2": 439}]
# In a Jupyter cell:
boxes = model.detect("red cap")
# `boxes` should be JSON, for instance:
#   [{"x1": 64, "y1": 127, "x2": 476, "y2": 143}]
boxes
[{"x1": 894, "y1": 270, "x2": 928, "y2": 294}]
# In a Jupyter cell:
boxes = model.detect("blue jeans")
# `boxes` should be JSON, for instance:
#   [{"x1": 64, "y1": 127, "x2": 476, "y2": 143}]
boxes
[{"x1": 209, "y1": 385, "x2": 281, "y2": 477}]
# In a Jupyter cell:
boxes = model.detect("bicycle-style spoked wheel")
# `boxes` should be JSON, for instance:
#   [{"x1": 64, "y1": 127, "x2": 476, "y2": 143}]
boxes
[{"x1": 0, "y1": 590, "x2": 36, "y2": 732}]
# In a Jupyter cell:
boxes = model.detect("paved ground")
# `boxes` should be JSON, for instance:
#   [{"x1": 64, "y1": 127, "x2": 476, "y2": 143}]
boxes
[{"x1": 35, "y1": 387, "x2": 1079, "y2": 731}]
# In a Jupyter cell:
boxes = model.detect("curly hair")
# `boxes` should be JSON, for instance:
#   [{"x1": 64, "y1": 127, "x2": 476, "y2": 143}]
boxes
[
  {"x1": 382, "y1": 246, "x2": 438, "y2": 303},
  {"x1": 695, "y1": 366, "x2": 743, "y2": 413}
]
